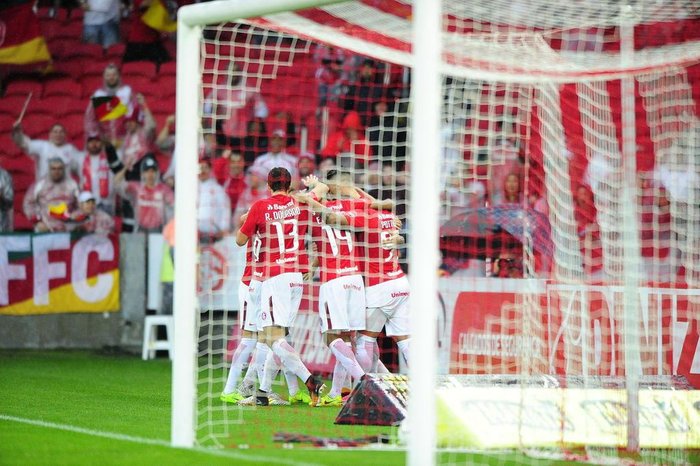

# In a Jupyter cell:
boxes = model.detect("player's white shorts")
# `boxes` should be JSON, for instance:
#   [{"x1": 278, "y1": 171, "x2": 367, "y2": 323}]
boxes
[
  {"x1": 238, "y1": 280, "x2": 261, "y2": 332},
  {"x1": 365, "y1": 276, "x2": 410, "y2": 336},
  {"x1": 318, "y1": 274, "x2": 365, "y2": 333},
  {"x1": 259, "y1": 272, "x2": 304, "y2": 328}
]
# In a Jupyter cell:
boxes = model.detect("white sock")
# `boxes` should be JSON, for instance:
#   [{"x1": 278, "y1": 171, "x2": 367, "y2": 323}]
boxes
[
  {"x1": 376, "y1": 357, "x2": 390, "y2": 374},
  {"x1": 223, "y1": 338, "x2": 256, "y2": 394},
  {"x1": 329, "y1": 359, "x2": 347, "y2": 398},
  {"x1": 396, "y1": 338, "x2": 410, "y2": 370},
  {"x1": 355, "y1": 335, "x2": 376, "y2": 372},
  {"x1": 259, "y1": 348, "x2": 282, "y2": 393},
  {"x1": 251, "y1": 342, "x2": 270, "y2": 384},
  {"x1": 284, "y1": 370, "x2": 299, "y2": 396},
  {"x1": 271, "y1": 338, "x2": 312, "y2": 383},
  {"x1": 329, "y1": 338, "x2": 364, "y2": 382}
]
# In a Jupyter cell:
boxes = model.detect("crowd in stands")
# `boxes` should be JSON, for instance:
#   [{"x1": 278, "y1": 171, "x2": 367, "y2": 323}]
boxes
[{"x1": 0, "y1": 2, "x2": 698, "y2": 285}]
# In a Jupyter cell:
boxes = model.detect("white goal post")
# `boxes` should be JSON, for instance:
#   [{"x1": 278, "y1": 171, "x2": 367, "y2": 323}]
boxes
[{"x1": 172, "y1": 2, "x2": 441, "y2": 463}]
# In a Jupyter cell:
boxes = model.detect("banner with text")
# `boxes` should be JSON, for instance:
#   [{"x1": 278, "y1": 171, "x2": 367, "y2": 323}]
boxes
[
  {"x1": 445, "y1": 279, "x2": 700, "y2": 388},
  {"x1": 0, "y1": 233, "x2": 120, "y2": 315}
]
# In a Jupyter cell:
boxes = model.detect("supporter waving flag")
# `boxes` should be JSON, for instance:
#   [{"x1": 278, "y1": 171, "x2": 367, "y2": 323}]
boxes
[
  {"x1": 92, "y1": 96, "x2": 128, "y2": 122},
  {"x1": 142, "y1": 0, "x2": 177, "y2": 33},
  {"x1": 0, "y1": 0, "x2": 51, "y2": 65}
]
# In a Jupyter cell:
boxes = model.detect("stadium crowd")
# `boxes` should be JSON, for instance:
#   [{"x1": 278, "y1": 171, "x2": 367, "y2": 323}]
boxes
[{"x1": 0, "y1": 1, "x2": 697, "y2": 284}]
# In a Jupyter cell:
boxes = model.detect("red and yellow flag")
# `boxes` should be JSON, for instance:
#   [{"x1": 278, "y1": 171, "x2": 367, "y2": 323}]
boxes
[
  {"x1": 92, "y1": 96, "x2": 128, "y2": 122},
  {"x1": 0, "y1": 1, "x2": 52, "y2": 65},
  {"x1": 142, "y1": 0, "x2": 177, "y2": 33}
]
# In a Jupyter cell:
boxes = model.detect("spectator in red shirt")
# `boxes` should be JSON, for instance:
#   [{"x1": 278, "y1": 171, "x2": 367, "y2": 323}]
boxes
[
  {"x1": 218, "y1": 151, "x2": 247, "y2": 219},
  {"x1": 115, "y1": 157, "x2": 174, "y2": 232},
  {"x1": 320, "y1": 111, "x2": 372, "y2": 168},
  {"x1": 122, "y1": 0, "x2": 171, "y2": 69}
]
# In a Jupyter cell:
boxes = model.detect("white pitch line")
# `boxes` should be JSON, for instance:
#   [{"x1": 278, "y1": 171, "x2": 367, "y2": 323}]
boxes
[{"x1": 0, "y1": 414, "x2": 324, "y2": 466}]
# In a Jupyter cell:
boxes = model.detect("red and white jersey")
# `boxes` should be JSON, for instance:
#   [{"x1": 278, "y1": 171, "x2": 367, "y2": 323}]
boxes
[
  {"x1": 241, "y1": 245, "x2": 254, "y2": 287},
  {"x1": 311, "y1": 198, "x2": 368, "y2": 282},
  {"x1": 123, "y1": 182, "x2": 174, "y2": 231},
  {"x1": 239, "y1": 193, "x2": 310, "y2": 280},
  {"x1": 346, "y1": 207, "x2": 404, "y2": 287}
]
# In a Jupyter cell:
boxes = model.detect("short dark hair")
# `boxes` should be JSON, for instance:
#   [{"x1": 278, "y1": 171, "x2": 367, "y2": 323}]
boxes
[
  {"x1": 267, "y1": 167, "x2": 292, "y2": 192},
  {"x1": 326, "y1": 169, "x2": 352, "y2": 184}
]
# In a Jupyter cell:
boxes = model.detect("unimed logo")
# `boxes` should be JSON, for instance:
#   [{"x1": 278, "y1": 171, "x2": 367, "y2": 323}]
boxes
[{"x1": 391, "y1": 291, "x2": 409, "y2": 298}]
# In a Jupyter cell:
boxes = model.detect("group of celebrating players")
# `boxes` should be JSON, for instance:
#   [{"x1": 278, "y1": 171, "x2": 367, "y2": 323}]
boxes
[{"x1": 220, "y1": 166, "x2": 411, "y2": 407}]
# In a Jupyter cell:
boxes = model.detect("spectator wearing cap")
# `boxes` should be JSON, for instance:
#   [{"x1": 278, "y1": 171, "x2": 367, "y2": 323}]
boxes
[
  {"x1": 232, "y1": 165, "x2": 267, "y2": 230},
  {"x1": 250, "y1": 128, "x2": 299, "y2": 181},
  {"x1": 11, "y1": 122, "x2": 82, "y2": 181},
  {"x1": 197, "y1": 158, "x2": 231, "y2": 244},
  {"x1": 85, "y1": 63, "x2": 135, "y2": 145},
  {"x1": 114, "y1": 157, "x2": 174, "y2": 232},
  {"x1": 70, "y1": 191, "x2": 115, "y2": 234},
  {"x1": 319, "y1": 111, "x2": 372, "y2": 167},
  {"x1": 295, "y1": 152, "x2": 317, "y2": 185},
  {"x1": 23, "y1": 157, "x2": 80, "y2": 233},
  {"x1": 0, "y1": 167, "x2": 13, "y2": 232},
  {"x1": 120, "y1": 93, "x2": 157, "y2": 180},
  {"x1": 81, "y1": 133, "x2": 116, "y2": 215}
]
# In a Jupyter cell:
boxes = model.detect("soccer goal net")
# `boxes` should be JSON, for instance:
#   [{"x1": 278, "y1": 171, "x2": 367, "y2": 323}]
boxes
[{"x1": 173, "y1": 1, "x2": 700, "y2": 464}]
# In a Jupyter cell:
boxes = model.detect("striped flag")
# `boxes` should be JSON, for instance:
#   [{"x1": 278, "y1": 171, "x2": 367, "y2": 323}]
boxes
[
  {"x1": 92, "y1": 96, "x2": 128, "y2": 122},
  {"x1": 142, "y1": 0, "x2": 177, "y2": 33},
  {"x1": 0, "y1": 1, "x2": 51, "y2": 65}
]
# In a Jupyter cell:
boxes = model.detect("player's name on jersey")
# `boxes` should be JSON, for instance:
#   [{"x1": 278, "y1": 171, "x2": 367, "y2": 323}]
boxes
[{"x1": 264, "y1": 205, "x2": 300, "y2": 221}]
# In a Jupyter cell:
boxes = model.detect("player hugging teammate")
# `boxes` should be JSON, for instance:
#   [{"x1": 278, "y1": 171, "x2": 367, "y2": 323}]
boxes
[{"x1": 221, "y1": 167, "x2": 409, "y2": 407}]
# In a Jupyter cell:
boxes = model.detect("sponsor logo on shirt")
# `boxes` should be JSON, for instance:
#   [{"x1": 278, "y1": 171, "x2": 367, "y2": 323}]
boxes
[
  {"x1": 343, "y1": 283, "x2": 362, "y2": 291},
  {"x1": 289, "y1": 283, "x2": 304, "y2": 288},
  {"x1": 391, "y1": 291, "x2": 409, "y2": 298}
]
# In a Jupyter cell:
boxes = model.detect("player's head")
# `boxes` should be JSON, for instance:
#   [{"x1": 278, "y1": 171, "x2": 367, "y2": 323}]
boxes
[
  {"x1": 325, "y1": 169, "x2": 353, "y2": 194},
  {"x1": 268, "y1": 167, "x2": 292, "y2": 193}
]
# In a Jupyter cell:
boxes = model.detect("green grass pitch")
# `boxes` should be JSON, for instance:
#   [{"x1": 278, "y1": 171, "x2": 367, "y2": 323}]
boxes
[{"x1": 0, "y1": 349, "x2": 597, "y2": 465}]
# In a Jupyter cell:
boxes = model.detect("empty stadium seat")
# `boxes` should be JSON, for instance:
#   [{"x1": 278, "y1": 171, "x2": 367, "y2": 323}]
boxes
[
  {"x1": 121, "y1": 61, "x2": 157, "y2": 80},
  {"x1": 4, "y1": 80, "x2": 43, "y2": 99},
  {"x1": 21, "y1": 114, "x2": 57, "y2": 139},
  {"x1": 43, "y1": 78, "x2": 83, "y2": 98},
  {"x1": 39, "y1": 95, "x2": 85, "y2": 116}
]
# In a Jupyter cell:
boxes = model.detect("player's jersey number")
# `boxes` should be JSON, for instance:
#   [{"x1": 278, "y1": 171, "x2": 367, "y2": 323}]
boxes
[{"x1": 322, "y1": 225, "x2": 353, "y2": 257}]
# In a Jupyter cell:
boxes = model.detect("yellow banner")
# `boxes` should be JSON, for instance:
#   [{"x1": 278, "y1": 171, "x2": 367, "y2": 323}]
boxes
[{"x1": 436, "y1": 386, "x2": 700, "y2": 449}]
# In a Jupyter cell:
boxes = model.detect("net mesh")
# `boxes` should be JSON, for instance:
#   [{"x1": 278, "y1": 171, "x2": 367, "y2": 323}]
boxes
[{"x1": 185, "y1": 1, "x2": 700, "y2": 463}]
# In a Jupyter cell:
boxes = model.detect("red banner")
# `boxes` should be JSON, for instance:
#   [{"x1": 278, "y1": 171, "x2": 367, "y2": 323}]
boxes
[{"x1": 448, "y1": 282, "x2": 700, "y2": 388}]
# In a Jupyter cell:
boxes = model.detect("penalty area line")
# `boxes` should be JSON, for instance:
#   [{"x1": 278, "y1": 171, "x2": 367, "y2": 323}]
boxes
[{"x1": 0, "y1": 414, "x2": 324, "y2": 466}]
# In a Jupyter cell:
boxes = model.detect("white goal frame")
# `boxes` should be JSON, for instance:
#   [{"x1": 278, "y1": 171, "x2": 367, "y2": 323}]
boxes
[{"x1": 172, "y1": 2, "x2": 441, "y2": 466}]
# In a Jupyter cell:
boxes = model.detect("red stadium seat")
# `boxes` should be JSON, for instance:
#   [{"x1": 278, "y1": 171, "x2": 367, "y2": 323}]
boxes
[
  {"x1": 80, "y1": 75, "x2": 106, "y2": 98},
  {"x1": 40, "y1": 95, "x2": 86, "y2": 117},
  {"x1": 43, "y1": 78, "x2": 83, "y2": 98},
  {"x1": 159, "y1": 60, "x2": 177, "y2": 77},
  {"x1": 121, "y1": 61, "x2": 157, "y2": 80},
  {"x1": 62, "y1": 113, "x2": 86, "y2": 145},
  {"x1": 105, "y1": 43, "x2": 125, "y2": 62},
  {"x1": 21, "y1": 114, "x2": 58, "y2": 140},
  {"x1": 4, "y1": 80, "x2": 43, "y2": 99}
]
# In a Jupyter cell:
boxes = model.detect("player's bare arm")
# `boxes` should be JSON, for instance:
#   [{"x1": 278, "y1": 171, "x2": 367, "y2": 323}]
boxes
[
  {"x1": 294, "y1": 193, "x2": 349, "y2": 227},
  {"x1": 235, "y1": 230, "x2": 249, "y2": 247},
  {"x1": 354, "y1": 187, "x2": 395, "y2": 212},
  {"x1": 382, "y1": 231, "x2": 405, "y2": 248}
]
